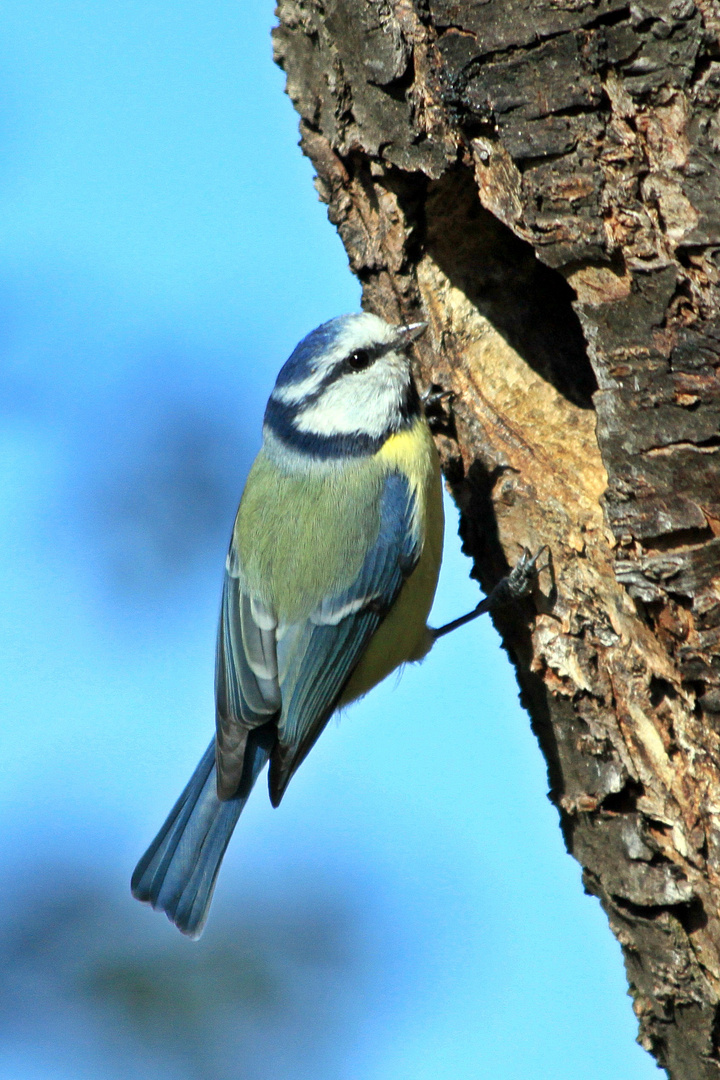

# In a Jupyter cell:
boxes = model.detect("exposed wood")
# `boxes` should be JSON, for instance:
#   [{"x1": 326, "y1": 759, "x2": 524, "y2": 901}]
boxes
[{"x1": 273, "y1": 2, "x2": 720, "y2": 1075}]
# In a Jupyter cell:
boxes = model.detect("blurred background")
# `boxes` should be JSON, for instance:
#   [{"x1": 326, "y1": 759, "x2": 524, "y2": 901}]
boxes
[{"x1": 0, "y1": 3, "x2": 659, "y2": 1078}]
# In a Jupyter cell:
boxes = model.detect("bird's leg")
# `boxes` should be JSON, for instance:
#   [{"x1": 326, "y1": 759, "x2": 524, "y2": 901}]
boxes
[{"x1": 432, "y1": 546, "x2": 549, "y2": 641}]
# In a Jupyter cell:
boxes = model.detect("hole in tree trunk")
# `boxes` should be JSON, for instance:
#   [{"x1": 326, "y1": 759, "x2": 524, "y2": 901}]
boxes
[{"x1": 423, "y1": 164, "x2": 597, "y2": 409}]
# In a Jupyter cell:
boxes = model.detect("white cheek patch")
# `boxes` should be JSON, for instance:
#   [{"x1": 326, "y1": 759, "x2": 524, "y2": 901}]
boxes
[{"x1": 295, "y1": 359, "x2": 409, "y2": 438}]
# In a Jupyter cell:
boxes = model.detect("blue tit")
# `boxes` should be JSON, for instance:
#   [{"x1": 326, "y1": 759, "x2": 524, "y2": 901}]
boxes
[{"x1": 132, "y1": 312, "x2": 444, "y2": 938}]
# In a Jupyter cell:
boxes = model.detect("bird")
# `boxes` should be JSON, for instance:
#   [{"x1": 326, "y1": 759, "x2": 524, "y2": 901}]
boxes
[{"x1": 131, "y1": 312, "x2": 542, "y2": 938}]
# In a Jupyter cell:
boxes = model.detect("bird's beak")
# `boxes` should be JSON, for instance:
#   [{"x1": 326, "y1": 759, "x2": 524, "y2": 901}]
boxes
[{"x1": 395, "y1": 321, "x2": 427, "y2": 348}]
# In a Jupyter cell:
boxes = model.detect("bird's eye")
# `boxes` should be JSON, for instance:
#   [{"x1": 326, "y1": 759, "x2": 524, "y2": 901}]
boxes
[{"x1": 347, "y1": 348, "x2": 372, "y2": 371}]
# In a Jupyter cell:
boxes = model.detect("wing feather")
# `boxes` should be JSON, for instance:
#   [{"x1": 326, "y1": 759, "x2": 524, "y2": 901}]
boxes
[
  {"x1": 215, "y1": 470, "x2": 421, "y2": 807},
  {"x1": 215, "y1": 571, "x2": 281, "y2": 798},
  {"x1": 268, "y1": 471, "x2": 420, "y2": 803}
]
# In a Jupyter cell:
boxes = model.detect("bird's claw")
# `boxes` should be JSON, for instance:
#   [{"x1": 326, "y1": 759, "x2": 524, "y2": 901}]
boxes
[
  {"x1": 422, "y1": 386, "x2": 456, "y2": 435},
  {"x1": 503, "y1": 545, "x2": 550, "y2": 602},
  {"x1": 421, "y1": 385, "x2": 455, "y2": 410}
]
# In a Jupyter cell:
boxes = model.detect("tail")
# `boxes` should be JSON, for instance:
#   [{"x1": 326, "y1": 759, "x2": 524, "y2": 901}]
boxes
[{"x1": 131, "y1": 730, "x2": 272, "y2": 938}]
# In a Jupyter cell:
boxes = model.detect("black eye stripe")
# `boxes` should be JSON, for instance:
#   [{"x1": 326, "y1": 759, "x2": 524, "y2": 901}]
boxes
[
  {"x1": 342, "y1": 339, "x2": 397, "y2": 373},
  {"x1": 278, "y1": 338, "x2": 404, "y2": 410}
]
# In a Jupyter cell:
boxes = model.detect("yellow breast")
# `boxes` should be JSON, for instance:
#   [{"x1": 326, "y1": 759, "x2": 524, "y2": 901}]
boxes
[{"x1": 340, "y1": 418, "x2": 444, "y2": 704}]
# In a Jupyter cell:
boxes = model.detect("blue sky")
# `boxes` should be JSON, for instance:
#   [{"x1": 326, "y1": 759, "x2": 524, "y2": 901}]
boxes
[{"x1": 0, "y1": 4, "x2": 659, "y2": 1079}]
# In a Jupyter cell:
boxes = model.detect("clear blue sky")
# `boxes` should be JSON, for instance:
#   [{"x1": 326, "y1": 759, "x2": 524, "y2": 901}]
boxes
[{"x1": 0, "y1": 3, "x2": 659, "y2": 1079}]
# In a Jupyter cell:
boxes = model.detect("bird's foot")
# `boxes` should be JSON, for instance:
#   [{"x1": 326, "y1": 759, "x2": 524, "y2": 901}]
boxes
[
  {"x1": 431, "y1": 545, "x2": 549, "y2": 641},
  {"x1": 492, "y1": 545, "x2": 549, "y2": 606}
]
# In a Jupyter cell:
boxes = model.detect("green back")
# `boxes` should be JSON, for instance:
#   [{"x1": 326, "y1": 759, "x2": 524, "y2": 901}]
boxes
[{"x1": 233, "y1": 451, "x2": 385, "y2": 623}]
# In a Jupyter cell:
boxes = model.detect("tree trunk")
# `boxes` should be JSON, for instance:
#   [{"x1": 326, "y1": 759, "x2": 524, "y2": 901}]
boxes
[{"x1": 273, "y1": 3, "x2": 720, "y2": 1076}]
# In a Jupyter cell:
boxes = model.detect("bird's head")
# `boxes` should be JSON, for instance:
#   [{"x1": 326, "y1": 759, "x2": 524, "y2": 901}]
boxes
[{"x1": 264, "y1": 313, "x2": 426, "y2": 459}]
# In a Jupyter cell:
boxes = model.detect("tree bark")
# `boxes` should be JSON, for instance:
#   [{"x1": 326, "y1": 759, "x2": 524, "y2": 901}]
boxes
[{"x1": 273, "y1": 3, "x2": 720, "y2": 1076}]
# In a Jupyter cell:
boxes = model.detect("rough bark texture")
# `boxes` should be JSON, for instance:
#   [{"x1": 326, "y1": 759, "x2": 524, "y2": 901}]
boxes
[{"x1": 273, "y1": 3, "x2": 720, "y2": 1076}]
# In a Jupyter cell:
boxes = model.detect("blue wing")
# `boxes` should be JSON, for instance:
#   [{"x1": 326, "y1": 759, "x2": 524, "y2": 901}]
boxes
[
  {"x1": 132, "y1": 469, "x2": 420, "y2": 936},
  {"x1": 217, "y1": 468, "x2": 420, "y2": 800},
  {"x1": 267, "y1": 470, "x2": 420, "y2": 804}
]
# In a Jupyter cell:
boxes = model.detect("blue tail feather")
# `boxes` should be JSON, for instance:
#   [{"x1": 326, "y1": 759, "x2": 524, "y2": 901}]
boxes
[{"x1": 131, "y1": 732, "x2": 271, "y2": 938}]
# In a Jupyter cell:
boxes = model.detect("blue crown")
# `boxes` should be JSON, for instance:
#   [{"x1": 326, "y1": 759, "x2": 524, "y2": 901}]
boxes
[{"x1": 274, "y1": 315, "x2": 355, "y2": 389}]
